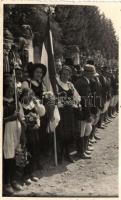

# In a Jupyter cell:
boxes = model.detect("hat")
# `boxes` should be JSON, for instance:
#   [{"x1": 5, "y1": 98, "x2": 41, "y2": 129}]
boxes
[
  {"x1": 86, "y1": 59, "x2": 94, "y2": 65},
  {"x1": 65, "y1": 58, "x2": 74, "y2": 66},
  {"x1": 74, "y1": 65, "x2": 81, "y2": 72},
  {"x1": 101, "y1": 66, "x2": 109, "y2": 73},
  {"x1": 83, "y1": 64, "x2": 97, "y2": 76},
  {"x1": 27, "y1": 62, "x2": 47, "y2": 79}
]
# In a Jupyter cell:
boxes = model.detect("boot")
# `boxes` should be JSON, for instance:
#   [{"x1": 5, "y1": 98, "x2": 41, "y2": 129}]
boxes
[
  {"x1": 116, "y1": 103, "x2": 118, "y2": 113},
  {"x1": 85, "y1": 136, "x2": 94, "y2": 151},
  {"x1": 108, "y1": 106, "x2": 114, "y2": 118},
  {"x1": 76, "y1": 137, "x2": 84, "y2": 157},
  {"x1": 97, "y1": 114, "x2": 105, "y2": 129},
  {"x1": 89, "y1": 126, "x2": 95, "y2": 140},
  {"x1": 89, "y1": 126, "x2": 97, "y2": 143},
  {"x1": 87, "y1": 145, "x2": 94, "y2": 151},
  {"x1": 11, "y1": 181, "x2": 22, "y2": 191},
  {"x1": 94, "y1": 134, "x2": 101, "y2": 140},
  {"x1": 112, "y1": 107, "x2": 117, "y2": 117},
  {"x1": 111, "y1": 106, "x2": 116, "y2": 118},
  {"x1": 88, "y1": 141, "x2": 93, "y2": 146},
  {"x1": 57, "y1": 144, "x2": 64, "y2": 164},
  {"x1": 76, "y1": 137, "x2": 81, "y2": 155},
  {"x1": 89, "y1": 137, "x2": 97, "y2": 143},
  {"x1": 83, "y1": 152, "x2": 92, "y2": 159},
  {"x1": 78, "y1": 137, "x2": 92, "y2": 159},
  {"x1": 104, "y1": 111, "x2": 109, "y2": 123},
  {"x1": 84, "y1": 136, "x2": 92, "y2": 154},
  {"x1": 3, "y1": 184, "x2": 14, "y2": 195},
  {"x1": 84, "y1": 136, "x2": 89, "y2": 152},
  {"x1": 85, "y1": 150, "x2": 92, "y2": 155},
  {"x1": 65, "y1": 146, "x2": 74, "y2": 163},
  {"x1": 31, "y1": 157, "x2": 39, "y2": 178},
  {"x1": 108, "y1": 106, "x2": 111, "y2": 117}
]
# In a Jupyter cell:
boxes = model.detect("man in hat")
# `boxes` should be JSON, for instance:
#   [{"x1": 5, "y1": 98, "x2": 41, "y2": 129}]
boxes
[
  {"x1": 98, "y1": 65, "x2": 115, "y2": 130},
  {"x1": 85, "y1": 61, "x2": 103, "y2": 141},
  {"x1": 89, "y1": 71, "x2": 102, "y2": 142},
  {"x1": 102, "y1": 66, "x2": 112, "y2": 122},
  {"x1": 75, "y1": 64, "x2": 98, "y2": 159},
  {"x1": 108, "y1": 69, "x2": 118, "y2": 118},
  {"x1": 65, "y1": 58, "x2": 74, "y2": 67},
  {"x1": 71, "y1": 65, "x2": 83, "y2": 85},
  {"x1": 114, "y1": 69, "x2": 119, "y2": 113}
]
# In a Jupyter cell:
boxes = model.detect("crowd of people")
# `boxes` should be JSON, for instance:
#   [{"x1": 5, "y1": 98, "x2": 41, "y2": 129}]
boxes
[{"x1": 3, "y1": 55, "x2": 118, "y2": 195}]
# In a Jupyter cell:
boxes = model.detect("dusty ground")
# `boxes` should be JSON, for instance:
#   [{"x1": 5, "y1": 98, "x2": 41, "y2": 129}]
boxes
[{"x1": 15, "y1": 116, "x2": 118, "y2": 197}]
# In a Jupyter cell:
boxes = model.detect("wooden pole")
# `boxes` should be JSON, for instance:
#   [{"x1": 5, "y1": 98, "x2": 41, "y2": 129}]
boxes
[
  {"x1": 53, "y1": 129, "x2": 58, "y2": 166},
  {"x1": 13, "y1": 67, "x2": 18, "y2": 111},
  {"x1": 48, "y1": 8, "x2": 58, "y2": 166}
]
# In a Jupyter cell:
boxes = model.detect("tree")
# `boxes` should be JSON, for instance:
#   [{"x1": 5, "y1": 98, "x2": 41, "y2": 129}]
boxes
[
  {"x1": 4, "y1": 4, "x2": 118, "y2": 60},
  {"x1": 54, "y1": 5, "x2": 118, "y2": 60}
]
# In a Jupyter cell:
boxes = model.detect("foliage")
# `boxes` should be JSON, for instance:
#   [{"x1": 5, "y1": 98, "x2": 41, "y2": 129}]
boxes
[{"x1": 4, "y1": 4, "x2": 118, "y2": 61}]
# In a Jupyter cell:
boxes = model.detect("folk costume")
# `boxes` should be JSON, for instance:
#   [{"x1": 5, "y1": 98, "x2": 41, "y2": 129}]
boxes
[
  {"x1": 22, "y1": 63, "x2": 56, "y2": 156},
  {"x1": 75, "y1": 64, "x2": 98, "y2": 159},
  {"x1": 56, "y1": 67, "x2": 81, "y2": 164},
  {"x1": 109, "y1": 72, "x2": 118, "y2": 116},
  {"x1": 21, "y1": 88, "x2": 45, "y2": 181},
  {"x1": 3, "y1": 95, "x2": 24, "y2": 194},
  {"x1": 89, "y1": 75, "x2": 102, "y2": 141},
  {"x1": 22, "y1": 63, "x2": 49, "y2": 154}
]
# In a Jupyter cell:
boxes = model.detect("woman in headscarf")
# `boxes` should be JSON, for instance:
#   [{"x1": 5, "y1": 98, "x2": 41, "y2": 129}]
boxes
[{"x1": 56, "y1": 65, "x2": 81, "y2": 164}]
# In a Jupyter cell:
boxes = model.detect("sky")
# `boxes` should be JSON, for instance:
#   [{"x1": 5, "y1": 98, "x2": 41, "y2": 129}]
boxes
[{"x1": 98, "y1": 5, "x2": 120, "y2": 36}]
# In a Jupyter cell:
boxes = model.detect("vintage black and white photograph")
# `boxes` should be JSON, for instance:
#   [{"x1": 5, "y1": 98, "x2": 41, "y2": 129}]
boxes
[{"x1": 2, "y1": 3, "x2": 119, "y2": 197}]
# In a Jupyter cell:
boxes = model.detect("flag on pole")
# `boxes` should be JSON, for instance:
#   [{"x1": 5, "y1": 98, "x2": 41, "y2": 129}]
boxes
[
  {"x1": 41, "y1": 16, "x2": 57, "y2": 95},
  {"x1": 40, "y1": 16, "x2": 60, "y2": 128},
  {"x1": 40, "y1": 15, "x2": 60, "y2": 166},
  {"x1": 41, "y1": 16, "x2": 60, "y2": 126}
]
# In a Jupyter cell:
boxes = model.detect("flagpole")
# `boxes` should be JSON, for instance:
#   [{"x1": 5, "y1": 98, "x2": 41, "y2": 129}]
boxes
[
  {"x1": 13, "y1": 67, "x2": 18, "y2": 112},
  {"x1": 53, "y1": 129, "x2": 58, "y2": 166},
  {"x1": 48, "y1": 8, "x2": 58, "y2": 166},
  {"x1": 11, "y1": 50, "x2": 19, "y2": 139},
  {"x1": 12, "y1": 50, "x2": 18, "y2": 112}
]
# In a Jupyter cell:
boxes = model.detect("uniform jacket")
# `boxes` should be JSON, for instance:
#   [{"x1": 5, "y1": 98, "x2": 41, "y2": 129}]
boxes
[
  {"x1": 90, "y1": 76, "x2": 102, "y2": 114},
  {"x1": 75, "y1": 76, "x2": 91, "y2": 121}
]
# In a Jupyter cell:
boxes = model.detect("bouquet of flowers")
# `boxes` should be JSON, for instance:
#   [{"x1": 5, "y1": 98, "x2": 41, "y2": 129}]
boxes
[
  {"x1": 43, "y1": 91, "x2": 55, "y2": 120},
  {"x1": 25, "y1": 112, "x2": 38, "y2": 127},
  {"x1": 15, "y1": 145, "x2": 31, "y2": 168}
]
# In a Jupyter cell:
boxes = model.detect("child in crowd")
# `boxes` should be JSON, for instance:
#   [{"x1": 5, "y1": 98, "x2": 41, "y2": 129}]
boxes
[{"x1": 20, "y1": 88, "x2": 45, "y2": 184}]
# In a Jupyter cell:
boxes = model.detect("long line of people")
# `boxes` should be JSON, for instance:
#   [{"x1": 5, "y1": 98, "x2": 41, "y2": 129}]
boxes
[{"x1": 3, "y1": 58, "x2": 118, "y2": 195}]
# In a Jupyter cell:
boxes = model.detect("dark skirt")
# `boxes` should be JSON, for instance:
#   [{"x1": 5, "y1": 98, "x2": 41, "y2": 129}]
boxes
[
  {"x1": 39, "y1": 114, "x2": 50, "y2": 154},
  {"x1": 57, "y1": 106, "x2": 80, "y2": 140},
  {"x1": 26, "y1": 127, "x2": 40, "y2": 158}
]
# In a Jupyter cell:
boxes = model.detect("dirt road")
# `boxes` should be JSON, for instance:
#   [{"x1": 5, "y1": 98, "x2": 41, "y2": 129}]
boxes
[{"x1": 15, "y1": 116, "x2": 118, "y2": 197}]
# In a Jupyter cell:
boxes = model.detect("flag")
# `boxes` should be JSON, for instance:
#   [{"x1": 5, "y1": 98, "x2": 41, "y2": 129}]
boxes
[
  {"x1": 41, "y1": 16, "x2": 57, "y2": 95},
  {"x1": 40, "y1": 15, "x2": 59, "y2": 166},
  {"x1": 40, "y1": 16, "x2": 60, "y2": 130}
]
